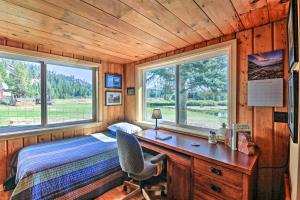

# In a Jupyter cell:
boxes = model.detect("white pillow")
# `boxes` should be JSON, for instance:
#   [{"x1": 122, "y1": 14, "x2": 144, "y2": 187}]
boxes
[{"x1": 107, "y1": 122, "x2": 142, "y2": 134}]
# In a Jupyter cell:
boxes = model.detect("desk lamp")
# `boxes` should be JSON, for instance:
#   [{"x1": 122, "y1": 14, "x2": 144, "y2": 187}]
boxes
[{"x1": 152, "y1": 108, "x2": 162, "y2": 130}]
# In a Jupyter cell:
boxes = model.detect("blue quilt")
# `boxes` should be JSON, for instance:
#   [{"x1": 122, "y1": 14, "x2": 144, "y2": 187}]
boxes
[{"x1": 11, "y1": 134, "x2": 125, "y2": 200}]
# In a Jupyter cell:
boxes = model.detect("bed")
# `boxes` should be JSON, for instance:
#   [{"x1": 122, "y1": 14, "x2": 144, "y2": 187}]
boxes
[{"x1": 11, "y1": 132, "x2": 126, "y2": 200}]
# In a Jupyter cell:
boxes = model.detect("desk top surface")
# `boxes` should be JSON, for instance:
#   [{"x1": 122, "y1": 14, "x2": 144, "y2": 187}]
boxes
[{"x1": 135, "y1": 129, "x2": 259, "y2": 175}]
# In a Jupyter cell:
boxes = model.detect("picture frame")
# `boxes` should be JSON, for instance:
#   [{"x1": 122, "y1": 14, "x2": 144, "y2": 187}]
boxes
[
  {"x1": 287, "y1": 0, "x2": 299, "y2": 71},
  {"x1": 105, "y1": 73, "x2": 122, "y2": 89},
  {"x1": 288, "y1": 70, "x2": 298, "y2": 143},
  {"x1": 127, "y1": 87, "x2": 135, "y2": 96},
  {"x1": 105, "y1": 91, "x2": 122, "y2": 106}
]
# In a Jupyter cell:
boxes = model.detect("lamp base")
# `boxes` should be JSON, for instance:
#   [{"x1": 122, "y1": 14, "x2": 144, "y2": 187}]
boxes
[{"x1": 154, "y1": 119, "x2": 159, "y2": 130}]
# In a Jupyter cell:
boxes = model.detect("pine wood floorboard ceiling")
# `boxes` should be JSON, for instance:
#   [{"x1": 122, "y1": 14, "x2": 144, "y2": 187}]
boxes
[{"x1": 0, "y1": 0, "x2": 290, "y2": 63}]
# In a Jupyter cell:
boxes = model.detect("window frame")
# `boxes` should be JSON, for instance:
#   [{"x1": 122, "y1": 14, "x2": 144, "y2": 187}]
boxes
[
  {"x1": 0, "y1": 51, "x2": 100, "y2": 133},
  {"x1": 136, "y1": 40, "x2": 237, "y2": 137}
]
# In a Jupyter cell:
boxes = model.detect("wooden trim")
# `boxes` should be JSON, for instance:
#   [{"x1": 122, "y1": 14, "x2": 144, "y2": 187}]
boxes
[
  {"x1": 136, "y1": 39, "x2": 236, "y2": 69},
  {"x1": 0, "y1": 45, "x2": 100, "y2": 68},
  {"x1": 0, "y1": 122, "x2": 103, "y2": 140}
]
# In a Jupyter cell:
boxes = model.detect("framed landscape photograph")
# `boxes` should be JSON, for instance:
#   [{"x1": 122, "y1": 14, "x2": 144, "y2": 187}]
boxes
[
  {"x1": 105, "y1": 73, "x2": 122, "y2": 89},
  {"x1": 105, "y1": 91, "x2": 122, "y2": 106},
  {"x1": 287, "y1": 0, "x2": 299, "y2": 70},
  {"x1": 127, "y1": 87, "x2": 135, "y2": 96},
  {"x1": 247, "y1": 49, "x2": 284, "y2": 107},
  {"x1": 288, "y1": 70, "x2": 298, "y2": 143}
]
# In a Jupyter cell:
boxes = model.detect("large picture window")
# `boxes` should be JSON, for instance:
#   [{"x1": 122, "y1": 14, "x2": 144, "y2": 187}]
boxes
[
  {"x1": 0, "y1": 58, "x2": 41, "y2": 128},
  {"x1": 178, "y1": 55, "x2": 228, "y2": 130},
  {"x1": 47, "y1": 64, "x2": 94, "y2": 124},
  {"x1": 139, "y1": 41, "x2": 236, "y2": 135},
  {"x1": 0, "y1": 56, "x2": 97, "y2": 133},
  {"x1": 144, "y1": 66, "x2": 176, "y2": 123}
]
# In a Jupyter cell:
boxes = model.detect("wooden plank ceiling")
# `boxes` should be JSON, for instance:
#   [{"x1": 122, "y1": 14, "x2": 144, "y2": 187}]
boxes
[{"x1": 0, "y1": 0, "x2": 290, "y2": 64}]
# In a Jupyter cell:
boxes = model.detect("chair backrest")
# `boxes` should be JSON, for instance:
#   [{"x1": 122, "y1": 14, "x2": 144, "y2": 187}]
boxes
[{"x1": 116, "y1": 130, "x2": 144, "y2": 174}]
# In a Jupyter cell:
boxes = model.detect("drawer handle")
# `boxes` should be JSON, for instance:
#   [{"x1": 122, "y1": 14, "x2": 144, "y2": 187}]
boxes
[
  {"x1": 210, "y1": 184, "x2": 221, "y2": 193},
  {"x1": 210, "y1": 167, "x2": 222, "y2": 176}
]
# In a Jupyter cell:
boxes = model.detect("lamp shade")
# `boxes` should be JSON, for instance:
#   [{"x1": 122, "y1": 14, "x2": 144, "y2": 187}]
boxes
[{"x1": 151, "y1": 108, "x2": 162, "y2": 119}]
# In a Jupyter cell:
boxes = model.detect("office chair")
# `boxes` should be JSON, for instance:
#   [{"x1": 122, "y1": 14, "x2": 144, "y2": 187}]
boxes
[{"x1": 116, "y1": 130, "x2": 166, "y2": 200}]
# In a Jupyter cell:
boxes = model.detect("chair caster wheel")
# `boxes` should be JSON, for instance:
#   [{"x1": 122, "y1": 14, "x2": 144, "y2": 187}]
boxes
[{"x1": 123, "y1": 185, "x2": 128, "y2": 192}]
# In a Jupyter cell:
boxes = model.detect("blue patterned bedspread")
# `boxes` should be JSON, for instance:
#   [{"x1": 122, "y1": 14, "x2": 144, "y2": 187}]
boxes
[{"x1": 11, "y1": 134, "x2": 125, "y2": 200}]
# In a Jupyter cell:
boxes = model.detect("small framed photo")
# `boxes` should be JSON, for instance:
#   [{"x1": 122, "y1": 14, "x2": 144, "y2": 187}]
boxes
[
  {"x1": 288, "y1": 70, "x2": 298, "y2": 143},
  {"x1": 287, "y1": 0, "x2": 299, "y2": 70},
  {"x1": 105, "y1": 73, "x2": 122, "y2": 89},
  {"x1": 127, "y1": 87, "x2": 135, "y2": 96},
  {"x1": 105, "y1": 91, "x2": 122, "y2": 106}
]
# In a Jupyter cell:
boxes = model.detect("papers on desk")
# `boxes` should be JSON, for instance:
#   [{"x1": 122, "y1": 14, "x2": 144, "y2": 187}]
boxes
[{"x1": 155, "y1": 134, "x2": 172, "y2": 140}]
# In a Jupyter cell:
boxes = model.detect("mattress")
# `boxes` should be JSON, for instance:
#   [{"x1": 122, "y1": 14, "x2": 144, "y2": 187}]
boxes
[{"x1": 11, "y1": 133, "x2": 126, "y2": 200}]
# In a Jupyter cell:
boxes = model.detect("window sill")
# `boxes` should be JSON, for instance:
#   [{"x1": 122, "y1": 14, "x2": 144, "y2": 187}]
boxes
[
  {"x1": 135, "y1": 121, "x2": 225, "y2": 142},
  {"x1": 135, "y1": 121, "x2": 222, "y2": 140},
  {"x1": 0, "y1": 121, "x2": 104, "y2": 140}
]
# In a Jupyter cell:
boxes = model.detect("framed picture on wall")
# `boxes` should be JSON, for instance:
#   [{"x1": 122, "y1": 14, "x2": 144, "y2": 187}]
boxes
[
  {"x1": 105, "y1": 73, "x2": 122, "y2": 89},
  {"x1": 127, "y1": 87, "x2": 135, "y2": 96},
  {"x1": 288, "y1": 70, "x2": 298, "y2": 143},
  {"x1": 105, "y1": 91, "x2": 122, "y2": 106},
  {"x1": 287, "y1": 0, "x2": 299, "y2": 71}
]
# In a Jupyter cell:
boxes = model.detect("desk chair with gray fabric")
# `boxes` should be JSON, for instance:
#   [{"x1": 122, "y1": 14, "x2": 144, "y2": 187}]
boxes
[{"x1": 116, "y1": 130, "x2": 166, "y2": 200}]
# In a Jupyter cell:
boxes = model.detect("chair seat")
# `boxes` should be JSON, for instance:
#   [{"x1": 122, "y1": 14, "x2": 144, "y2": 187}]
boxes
[{"x1": 129, "y1": 161, "x2": 157, "y2": 181}]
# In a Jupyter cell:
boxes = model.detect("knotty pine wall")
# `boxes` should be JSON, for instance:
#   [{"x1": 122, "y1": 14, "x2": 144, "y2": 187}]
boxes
[
  {"x1": 0, "y1": 41, "x2": 125, "y2": 199},
  {"x1": 124, "y1": 19, "x2": 289, "y2": 200}
]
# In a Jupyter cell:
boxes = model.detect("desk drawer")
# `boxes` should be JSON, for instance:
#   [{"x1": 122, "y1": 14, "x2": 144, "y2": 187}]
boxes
[
  {"x1": 193, "y1": 158, "x2": 243, "y2": 187},
  {"x1": 194, "y1": 172, "x2": 242, "y2": 200},
  {"x1": 193, "y1": 190, "x2": 222, "y2": 200}
]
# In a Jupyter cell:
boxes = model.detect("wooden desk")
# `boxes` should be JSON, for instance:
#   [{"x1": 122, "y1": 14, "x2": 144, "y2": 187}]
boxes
[{"x1": 135, "y1": 129, "x2": 259, "y2": 200}]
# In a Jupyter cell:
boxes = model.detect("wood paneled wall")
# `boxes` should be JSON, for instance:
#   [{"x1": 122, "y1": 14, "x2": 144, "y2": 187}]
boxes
[
  {"x1": 102, "y1": 61, "x2": 125, "y2": 125},
  {"x1": 124, "y1": 19, "x2": 290, "y2": 200}
]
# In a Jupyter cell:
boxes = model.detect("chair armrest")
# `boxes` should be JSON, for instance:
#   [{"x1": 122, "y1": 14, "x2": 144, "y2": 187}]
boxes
[{"x1": 150, "y1": 154, "x2": 167, "y2": 164}]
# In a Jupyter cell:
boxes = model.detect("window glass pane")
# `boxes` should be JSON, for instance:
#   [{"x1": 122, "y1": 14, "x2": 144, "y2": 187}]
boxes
[
  {"x1": 47, "y1": 64, "x2": 93, "y2": 124},
  {"x1": 178, "y1": 55, "x2": 228, "y2": 130},
  {"x1": 144, "y1": 66, "x2": 176, "y2": 122},
  {"x1": 0, "y1": 58, "x2": 41, "y2": 129}
]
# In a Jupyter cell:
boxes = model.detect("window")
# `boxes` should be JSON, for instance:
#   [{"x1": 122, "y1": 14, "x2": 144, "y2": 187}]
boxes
[
  {"x1": 178, "y1": 55, "x2": 228, "y2": 130},
  {"x1": 0, "y1": 58, "x2": 41, "y2": 128},
  {"x1": 47, "y1": 64, "x2": 94, "y2": 124},
  {"x1": 139, "y1": 41, "x2": 236, "y2": 135},
  {"x1": 144, "y1": 66, "x2": 176, "y2": 123},
  {"x1": 0, "y1": 56, "x2": 97, "y2": 133}
]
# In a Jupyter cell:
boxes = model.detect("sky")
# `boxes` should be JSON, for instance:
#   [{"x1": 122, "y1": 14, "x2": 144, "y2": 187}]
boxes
[
  {"x1": 248, "y1": 49, "x2": 283, "y2": 67},
  {"x1": 47, "y1": 64, "x2": 92, "y2": 84}
]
